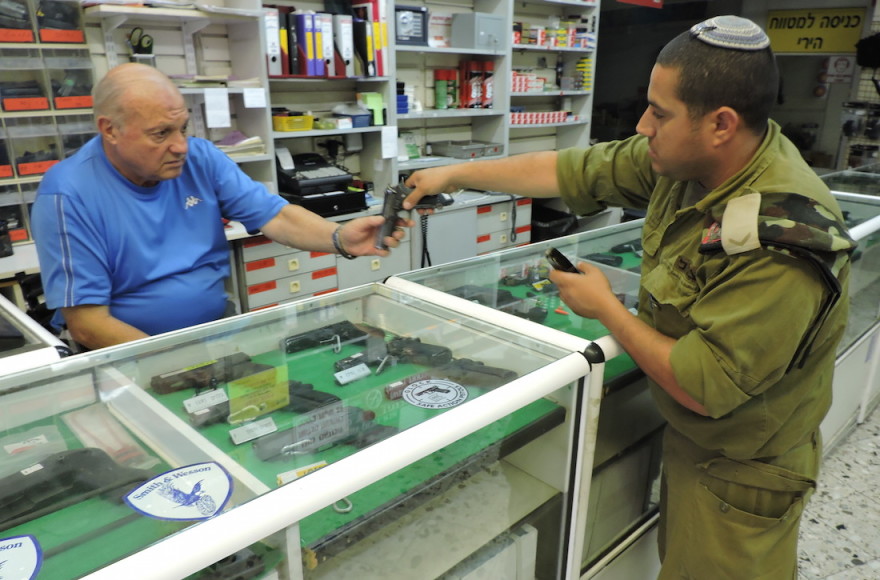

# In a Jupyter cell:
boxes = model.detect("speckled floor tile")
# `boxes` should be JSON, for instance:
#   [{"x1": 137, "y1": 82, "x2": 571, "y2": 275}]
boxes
[
  {"x1": 798, "y1": 499, "x2": 876, "y2": 580},
  {"x1": 798, "y1": 404, "x2": 880, "y2": 579},
  {"x1": 824, "y1": 559, "x2": 880, "y2": 580}
]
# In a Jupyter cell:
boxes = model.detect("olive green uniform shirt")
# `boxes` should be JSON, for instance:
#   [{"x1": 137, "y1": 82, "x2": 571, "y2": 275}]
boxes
[{"x1": 557, "y1": 121, "x2": 850, "y2": 460}]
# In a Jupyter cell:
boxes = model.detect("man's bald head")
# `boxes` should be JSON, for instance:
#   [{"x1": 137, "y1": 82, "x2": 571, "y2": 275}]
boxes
[{"x1": 93, "y1": 63, "x2": 180, "y2": 128}]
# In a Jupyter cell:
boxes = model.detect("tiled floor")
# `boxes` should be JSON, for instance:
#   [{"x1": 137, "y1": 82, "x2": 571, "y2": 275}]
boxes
[{"x1": 798, "y1": 406, "x2": 880, "y2": 579}]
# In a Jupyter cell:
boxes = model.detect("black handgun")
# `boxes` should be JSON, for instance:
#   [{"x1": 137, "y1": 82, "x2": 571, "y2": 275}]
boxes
[
  {"x1": 374, "y1": 183, "x2": 453, "y2": 250},
  {"x1": 611, "y1": 239, "x2": 643, "y2": 257},
  {"x1": 150, "y1": 352, "x2": 258, "y2": 394},
  {"x1": 285, "y1": 380, "x2": 341, "y2": 413},
  {"x1": 188, "y1": 380, "x2": 341, "y2": 428},
  {"x1": 252, "y1": 406, "x2": 398, "y2": 461},
  {"x1": 583, "y1": 253, "x2": 623, "y2": 267},
  {"x1": 282, "y1": 320, "x2": 367, "y2": 354},
  {"x1": 0, "y1": 447, "x2": 153, "y2": 531},
  {"x1": 500, "y1": 299, "x2": 547, "y2": 323},
  {"x1": 448, "y1": 284, "x2": 516, "y2": 308},
  {"x1": 436, "y1": 358, "x2": 518, "y2": 388},
  {"x1": 200, "y1": 547, "x2": 265, "y2": 580},
  {"x1": 386, "y1": 336, "x2": 453, "y2": 367}
]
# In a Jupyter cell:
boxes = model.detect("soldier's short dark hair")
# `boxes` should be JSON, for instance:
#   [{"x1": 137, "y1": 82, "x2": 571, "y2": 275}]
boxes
[{"x1": 656, "y1": 30, "x2": 778, "y2": 135}]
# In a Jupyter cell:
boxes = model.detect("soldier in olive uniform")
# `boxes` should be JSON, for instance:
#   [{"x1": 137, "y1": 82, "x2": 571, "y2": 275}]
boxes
[{"x1": 403, "y1": 15, "x2": 855, "y2": 580}]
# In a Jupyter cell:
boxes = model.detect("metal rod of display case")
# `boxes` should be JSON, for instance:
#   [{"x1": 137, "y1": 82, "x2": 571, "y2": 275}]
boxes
[
  {"x1": 848, "y1": 214, "x2": 880, "y2": 241},
  {"x1": 568, "y1": 355, "x2": 605, "y2": 576},
  {"x1": 81, "y1": 353, "x2": 593, "y2": 580},
  {"x1": 568, "y1": 334, "x2": 626, "y2": 576},
  {"x1": 582, "y1": 512, "x2": 660, "y2": 579},
  {"x1": 383, "y1": 276, "x2": 595, "y2": 352},
  {"x1": 0, "y1": 294, "x2": 69, "y2": 374},
  {"x1": 831, "y1": 191, "x2": 880, "y2": 241}
]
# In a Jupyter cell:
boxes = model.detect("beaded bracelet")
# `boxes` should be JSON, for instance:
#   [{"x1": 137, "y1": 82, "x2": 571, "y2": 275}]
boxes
[{"x1": 332, "y1": 225, "x2": 356, "y2": 260}]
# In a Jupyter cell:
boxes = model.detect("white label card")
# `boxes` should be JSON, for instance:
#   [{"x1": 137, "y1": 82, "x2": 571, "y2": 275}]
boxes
[
  {"x1": 204, "y1": 88, "x2": 231, "y2": 128},
  {"x1": 184, "y1": 389, "x2": 229, "y2": 414},
  {"x1": 229, "y1": 417, "x2": 277, "y2": 445},
  {"x1": 243, "y1": 87, "x2": 267, "y2": 108}
]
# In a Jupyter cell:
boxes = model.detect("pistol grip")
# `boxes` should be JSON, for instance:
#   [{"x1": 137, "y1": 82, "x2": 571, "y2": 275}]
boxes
[{"x1": 374, "y1": 191, "x2": 405, "y2": 250}]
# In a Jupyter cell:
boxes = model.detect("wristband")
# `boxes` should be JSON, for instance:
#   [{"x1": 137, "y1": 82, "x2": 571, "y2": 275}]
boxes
[{"x1": 332, "y1": 225, "x2": 356, "y2": 260}]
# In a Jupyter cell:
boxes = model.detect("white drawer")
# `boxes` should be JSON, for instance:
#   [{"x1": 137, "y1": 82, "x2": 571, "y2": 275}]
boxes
[
  {"x1": 244, "y1": 266, "x2": 338, "y2": 309},
  {"x1": 243, "y1": 250, "x2": 336, "y2": 285}
]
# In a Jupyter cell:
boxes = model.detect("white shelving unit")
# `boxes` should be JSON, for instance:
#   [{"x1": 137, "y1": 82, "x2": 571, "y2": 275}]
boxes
[
  {"x1": 0, "y1": 0, "x2": 97, "y2": 247},
  {"x1": 2, "y1": 1, "x2": 602, "y2": 307}
]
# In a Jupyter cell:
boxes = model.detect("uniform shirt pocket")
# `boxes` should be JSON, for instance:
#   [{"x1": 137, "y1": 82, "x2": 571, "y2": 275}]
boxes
[{"x1": 641, "y1": 257, "x2": 700, "y2": 338}]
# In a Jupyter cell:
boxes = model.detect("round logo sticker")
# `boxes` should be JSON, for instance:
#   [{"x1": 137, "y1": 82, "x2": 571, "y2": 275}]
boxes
[
  {"x1": 124, "y1": 461, "x2": 233, "y2": 521},
  {"x1": 402, "y1": 379, "x2": 468, "y2": 409}
]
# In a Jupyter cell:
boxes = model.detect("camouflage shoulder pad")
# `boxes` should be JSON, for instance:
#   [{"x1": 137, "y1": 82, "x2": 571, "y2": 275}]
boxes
[
  {"x1": 701, "y1": 192, "x2": 856, "y2": 371},
  {"x1": 757, "y1": 192, "x2": 856, "y2": 283},
  {"x1": 702, "y1": 192, "x2": 856, "y2": 278},
  {"x1": 703, "y1": 193, "x2": 856, "y2": 254},
  {"x1": 755, "y1": 192, "x2": 856, "y2": 255}
]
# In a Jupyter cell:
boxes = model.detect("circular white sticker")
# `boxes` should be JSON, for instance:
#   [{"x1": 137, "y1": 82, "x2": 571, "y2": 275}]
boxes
[
  {"x1": 124, "y1": 461, "x2": 233, "y2": 521},
  {"x1": 402, "y1": 379, "x2": 468, "y2": 409}
]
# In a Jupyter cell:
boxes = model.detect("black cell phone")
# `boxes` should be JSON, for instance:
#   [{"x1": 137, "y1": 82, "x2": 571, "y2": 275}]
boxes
[{"x1": 545, "y1": 247, "x2": 580, "y2": 274}]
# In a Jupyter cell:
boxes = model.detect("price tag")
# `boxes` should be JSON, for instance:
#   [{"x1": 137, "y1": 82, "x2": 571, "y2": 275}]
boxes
[
  {"x1": 183, "y1": 388, "x2": 229, "y2": 414},
  {"x1": 229, "y1": 417, "x2": 277, "y2": 445}
]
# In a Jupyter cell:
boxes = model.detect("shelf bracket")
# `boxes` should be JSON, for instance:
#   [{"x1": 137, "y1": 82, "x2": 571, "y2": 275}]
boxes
[
  {"x1": 101, "y1": 15, "x2": 128, "y2": 69},
  {"x1": 182, "y1": 20, "x2": 210, "y2": 75}
]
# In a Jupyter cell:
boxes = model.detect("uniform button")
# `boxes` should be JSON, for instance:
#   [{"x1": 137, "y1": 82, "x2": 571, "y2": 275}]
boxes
[{"x1": 719, "y1": 502, "x2": 730, "y2": 513}]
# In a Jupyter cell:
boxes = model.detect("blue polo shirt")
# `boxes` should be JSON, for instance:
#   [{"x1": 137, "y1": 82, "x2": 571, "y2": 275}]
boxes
[{"x1": 32, "y1": 136, "x2": 287, "y2": 336}]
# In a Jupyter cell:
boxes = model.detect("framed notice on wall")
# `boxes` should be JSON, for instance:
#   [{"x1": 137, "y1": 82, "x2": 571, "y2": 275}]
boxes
[{"x1": 767, "y1": 7, "x2": 867, "y2": 54}]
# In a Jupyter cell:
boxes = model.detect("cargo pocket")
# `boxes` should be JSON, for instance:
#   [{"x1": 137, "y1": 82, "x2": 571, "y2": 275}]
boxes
[{"x1": 687, "y1": 456, "x2": 814, "y2": 580}]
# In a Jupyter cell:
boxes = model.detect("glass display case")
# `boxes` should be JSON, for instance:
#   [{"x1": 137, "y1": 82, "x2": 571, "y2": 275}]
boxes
[
  {"x1": 821, "y1": 184, "x2": 880, "y2": 447},
  {"x1": 389, "y1": 220, "x2": 665, "y2": 578},
  {"x1": 833, "y1": 191, "x2": 880, "y2": 349},
  {"x1": 0, "y1": 292, "x2": 67, "y2": 374},
  {"x1": 391, "y1": 196, "x2": 880, "y2": 576},
  {"x1": 0, "y1": 282, "x2": 595, "y2": 580},
  {"x1": 821, "y1": 163, "x2": 880, "y2": 196}
]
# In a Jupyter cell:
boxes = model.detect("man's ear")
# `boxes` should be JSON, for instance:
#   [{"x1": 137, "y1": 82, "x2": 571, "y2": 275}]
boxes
[
  {"x1": 96, "y1": 116, "x2": 116, "y2": 143},
  {"x1": 710, "y1": 106, "x2": 740, "y2": 145}
]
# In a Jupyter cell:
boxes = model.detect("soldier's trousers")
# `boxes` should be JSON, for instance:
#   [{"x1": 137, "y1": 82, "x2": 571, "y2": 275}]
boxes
[{"x1": 657, "y1": 426, "x2": 820, "y2": 579}]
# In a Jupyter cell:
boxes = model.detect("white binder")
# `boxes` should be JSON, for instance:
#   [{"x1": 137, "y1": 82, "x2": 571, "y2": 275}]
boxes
[{"x1": 333, "y1": 14, "x2": 355, "y2": 78}]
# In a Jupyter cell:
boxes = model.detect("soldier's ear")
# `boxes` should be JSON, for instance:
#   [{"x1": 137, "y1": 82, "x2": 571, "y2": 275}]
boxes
[{"x1": 709, "y1": 107, "x2": 739, "y2": 145}]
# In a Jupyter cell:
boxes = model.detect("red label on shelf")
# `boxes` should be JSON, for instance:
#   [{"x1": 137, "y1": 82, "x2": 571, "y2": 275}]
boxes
[
  {"x1": 0, "y1": 165, "x2": 12, "y2": 178},
  {"x1": 310, "y1": 251, "x2": 330, "y2": 258},
  {"x1": 516, "y1": 198, "x2": 532, "y2": 206},
  {"x1": 246, "y1": 257, "x2": 276, "y2": 271},
  {"x1": 18, "y1": 159, "x2": 58, "y2": 176},
  {"x1": 248, "y1": 281, "x2": 277, "y2": 295},
  {"x1": 312, "y1": 267, "x2": 337, "y2": 280},
  {"x1": 477, "y1": 234, "x2": 491, "y2": 243},
  {"x1": 2, "y1": 97, "x2": 50, "y2": 112},
  {"x1": 516, "y1": 225, "x2": 532, "y2": 234},
  {"x1": 9, "y1": 228, "x2": 28, "y2": 242},
  {"x1": 242, "y1": 236, "x2": 271, "y2": 248},
  {"x1": 314, "y1": 288, "x2": 338, "y2": 296},
  {"x1": 477, "y1": 206, "x2": 492, "y2": 214},
  {"x1": 0, "y1": 29, "x2": 35, "y2": 43},
  {"x1": 54, "y1": 95, "x2": 93, "y2": 109},
  {"x1": 39, "y1": 29, "x2": 85, "y2": 43}
]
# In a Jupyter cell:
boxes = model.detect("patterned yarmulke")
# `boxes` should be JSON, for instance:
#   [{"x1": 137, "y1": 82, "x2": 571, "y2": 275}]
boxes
[{"x1": 689, "y1": 15, "x2": 770, "y2": 51}]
